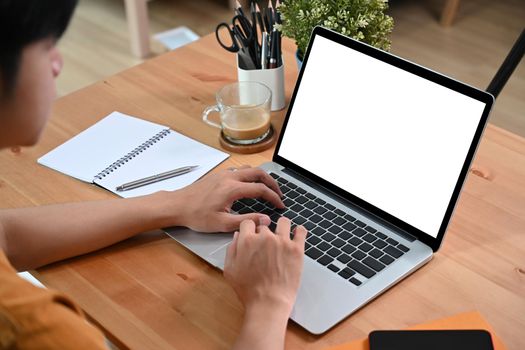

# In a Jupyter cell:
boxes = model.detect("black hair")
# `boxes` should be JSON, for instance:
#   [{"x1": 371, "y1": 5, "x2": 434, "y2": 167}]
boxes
[{"x1": 0, "y1": 0, "x2": 78, "y2": 97}]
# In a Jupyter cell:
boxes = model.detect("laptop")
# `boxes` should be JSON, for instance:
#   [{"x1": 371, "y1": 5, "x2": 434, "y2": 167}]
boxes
[{"x1": 165, "y1": 26, "x2": 494, "y2": 334}]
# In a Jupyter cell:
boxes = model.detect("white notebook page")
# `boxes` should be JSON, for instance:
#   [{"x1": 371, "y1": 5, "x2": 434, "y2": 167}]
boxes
[
  {"x1": 38, "y1": 112, "x2": 165, "y2": 182},
  {"x1": 38, "y1": 111, "x2": 229, "y2": 198},
  {"x1": 95, "y1": 131, "x2": 229, "y2": 198}
]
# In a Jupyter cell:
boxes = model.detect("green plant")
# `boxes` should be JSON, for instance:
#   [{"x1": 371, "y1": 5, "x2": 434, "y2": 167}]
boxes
[{"x1": 277, "y1": 0, "x2": 394, "y2": 60}]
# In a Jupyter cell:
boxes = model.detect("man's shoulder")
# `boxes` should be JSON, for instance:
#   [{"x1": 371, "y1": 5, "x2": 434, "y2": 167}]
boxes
[{"x1": 0, "y1": 261, "x2": 108, "y2": 349}]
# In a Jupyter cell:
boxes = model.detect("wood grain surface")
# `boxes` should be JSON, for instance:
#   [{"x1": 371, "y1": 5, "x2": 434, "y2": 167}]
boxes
[{"x1": 0, "y1": 34, "x2": 523, "y2": 350}]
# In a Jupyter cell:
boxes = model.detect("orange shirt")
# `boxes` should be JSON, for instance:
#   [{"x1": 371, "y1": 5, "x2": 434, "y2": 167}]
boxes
[{"x1": 0, "y1": 250, "x2": 107, "y2": 349}]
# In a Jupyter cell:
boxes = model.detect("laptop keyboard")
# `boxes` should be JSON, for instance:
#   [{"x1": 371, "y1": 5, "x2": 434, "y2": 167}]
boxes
[{"x1": 231, "y1": 172, "x2": 411, "y2": 287}]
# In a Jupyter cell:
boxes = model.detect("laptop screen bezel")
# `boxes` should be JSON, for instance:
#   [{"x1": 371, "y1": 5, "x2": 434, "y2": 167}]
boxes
[{"x1": 272, "y1": 26, "x2": 494, "y2": 252}]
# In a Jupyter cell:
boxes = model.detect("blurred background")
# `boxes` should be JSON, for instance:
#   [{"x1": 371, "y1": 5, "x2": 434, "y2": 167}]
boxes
[{"x1": 57, "y1": 0, "x2": 524, "y2": 137}]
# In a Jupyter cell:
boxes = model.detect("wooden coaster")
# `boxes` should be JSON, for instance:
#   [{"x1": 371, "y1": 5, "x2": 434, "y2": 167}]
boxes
[{"x1": 219, "y1": 125, "x2": 277, "y2": 154}]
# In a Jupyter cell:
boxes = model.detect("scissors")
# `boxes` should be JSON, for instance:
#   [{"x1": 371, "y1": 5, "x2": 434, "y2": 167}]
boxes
[{"x1": 215, "y1": 15, "x2": 258, "y2": 69}]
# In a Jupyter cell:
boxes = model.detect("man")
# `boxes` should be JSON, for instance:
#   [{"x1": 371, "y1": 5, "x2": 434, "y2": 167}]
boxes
[{"x1": 0, "y1": 1, "x2": 306, "y2": 349}]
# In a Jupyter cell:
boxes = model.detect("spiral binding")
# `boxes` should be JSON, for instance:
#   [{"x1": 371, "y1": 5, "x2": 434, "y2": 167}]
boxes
[{"x1": 94, "y1": 129, "x2": 171, "y2": 180}]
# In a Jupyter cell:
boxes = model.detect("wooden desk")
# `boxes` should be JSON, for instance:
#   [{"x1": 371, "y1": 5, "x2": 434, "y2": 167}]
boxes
[{"x1": 1, "y1": 34, "x2": 523, "y2": 349}]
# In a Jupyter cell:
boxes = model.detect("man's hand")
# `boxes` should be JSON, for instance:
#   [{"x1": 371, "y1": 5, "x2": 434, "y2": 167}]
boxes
[
  {"x1": 224, "y1": 218, "x2": 306, "y2": 312},
  {"x1": 171, "y1": 166, "x2": 284, "y2": 232},
  {"x1": 224, "y1": 217, "x2": 306, "y2": 350}
]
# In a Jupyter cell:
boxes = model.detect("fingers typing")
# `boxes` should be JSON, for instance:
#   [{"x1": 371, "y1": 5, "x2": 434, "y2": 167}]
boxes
[
  {"x1": 231, "y1": 182, "x2": 284, "y2": 209},
  {"x1": 234, "y1": 168, "x2": 283, "y2": 198},
  {"x1": 275, "y1": 217, "x2": 291, "y2": 238}
]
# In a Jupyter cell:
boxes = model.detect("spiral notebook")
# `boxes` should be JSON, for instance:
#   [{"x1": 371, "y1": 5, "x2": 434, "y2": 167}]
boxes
[{"x1": 38, "y1": 112, "x2": 229, "y2": 198}]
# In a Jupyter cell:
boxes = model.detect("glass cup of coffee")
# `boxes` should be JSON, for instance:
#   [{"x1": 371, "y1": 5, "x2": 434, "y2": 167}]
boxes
[{"x1": 202, "y1": 81, "x2": 272, "y2": 145}]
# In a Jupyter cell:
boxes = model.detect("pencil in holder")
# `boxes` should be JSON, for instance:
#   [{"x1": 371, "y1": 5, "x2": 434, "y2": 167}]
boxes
[{"x1": 237, "y1": 55, "x2": 285, "y2": 111}]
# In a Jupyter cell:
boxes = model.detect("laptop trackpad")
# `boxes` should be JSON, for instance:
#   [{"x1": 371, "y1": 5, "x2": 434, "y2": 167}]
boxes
[
  {"x1": 208, "y1": 244, "x2": 229, "y2": 269},
  {"x1": 164, "y1": 227, "x2": 232, "y2": 269}
]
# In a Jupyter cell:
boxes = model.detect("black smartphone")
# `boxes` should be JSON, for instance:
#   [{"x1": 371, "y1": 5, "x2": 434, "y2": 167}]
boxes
[{"x1": 369, "y1": 330, "x2": 494, "y2": 350}]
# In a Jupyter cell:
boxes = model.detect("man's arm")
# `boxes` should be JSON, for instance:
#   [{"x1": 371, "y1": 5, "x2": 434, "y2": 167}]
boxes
[
  {"x1": 0, "y1": 192, "x2": 175, "y2": 271},
  {"x1": 0, "y1": 167, "x2": 283, "y2": 271}
]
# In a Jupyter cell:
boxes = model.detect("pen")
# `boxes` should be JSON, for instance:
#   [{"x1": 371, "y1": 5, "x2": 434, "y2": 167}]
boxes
[
  {"x1": 263, "y1": 7, "x2": 271, "y2": 34},
  {"x1": 235, "y1": 0, "x2": 252, "y2": 36},
  {"x1": 234, "y1": 0, "x2": 245, "y2": 17},
  {"x1": 255, "y1": 3, "x2": 264, "y2": 31},
  {"x1": 115, "y1": 165, "x2": 199, "y2": 192},
  {"x1": 268, "y1": 1, "x2": 274, "y2": 30},
  {"x1": 255, "y1": 3, "x2": 265, "y2": 38},
  {"x1": 268, "y1": 29, "x2": 278, "y2": 68},
  {"x1": 250, "y1": 1, "x2": 261, "y2": 69},
  {"x1": 261, "y1": 32, "x2": 268, "y2": 69},
  {"x1": 275, "y1": 0, "x2": 282, "y2": 66}
]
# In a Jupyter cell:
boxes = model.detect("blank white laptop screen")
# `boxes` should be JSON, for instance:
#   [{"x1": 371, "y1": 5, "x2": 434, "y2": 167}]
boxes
[{"x1": 278, "y1": 36, "x2": 486, "y2": 238}]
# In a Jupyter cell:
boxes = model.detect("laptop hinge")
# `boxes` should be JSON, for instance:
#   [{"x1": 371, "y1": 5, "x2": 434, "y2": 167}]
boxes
[{"x1": 282, "y1": 168, "x2": 416, "y2": 242}]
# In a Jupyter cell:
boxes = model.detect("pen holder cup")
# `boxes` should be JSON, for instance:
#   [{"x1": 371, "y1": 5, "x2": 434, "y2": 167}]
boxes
[{"x1": 237, "y1": 55, "x2": 285, "y2": 111}]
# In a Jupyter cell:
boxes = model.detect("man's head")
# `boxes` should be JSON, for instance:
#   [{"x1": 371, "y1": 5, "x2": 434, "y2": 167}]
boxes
[{"x1": 0, "y1": 0, "x2": 77, "y2": 148}]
